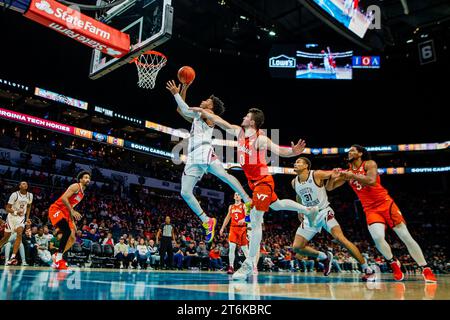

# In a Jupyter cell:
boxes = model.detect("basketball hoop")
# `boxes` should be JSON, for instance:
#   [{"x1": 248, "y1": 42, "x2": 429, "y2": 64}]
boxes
[{"x1": 131, "y1": 50, "x2": 167, "y2": 89}]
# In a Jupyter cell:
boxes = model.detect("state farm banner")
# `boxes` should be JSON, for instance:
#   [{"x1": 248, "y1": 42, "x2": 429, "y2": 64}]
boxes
[
  {"x1": 0, "y1": 108, "x2": 75, "y2": 134},
  {"x1": 24, "y1": 0, "x2": 130, "y2": 58}
]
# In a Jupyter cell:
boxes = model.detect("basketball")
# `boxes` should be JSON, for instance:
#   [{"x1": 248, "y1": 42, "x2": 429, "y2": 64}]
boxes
[{"x1": 177, "y1": 66, "x2": 196, "y2": 84}]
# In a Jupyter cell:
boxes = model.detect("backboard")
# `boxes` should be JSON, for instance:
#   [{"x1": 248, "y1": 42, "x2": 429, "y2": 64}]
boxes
[{"x1": 89, "y1": 0, "x2": 173, "y2": 80}]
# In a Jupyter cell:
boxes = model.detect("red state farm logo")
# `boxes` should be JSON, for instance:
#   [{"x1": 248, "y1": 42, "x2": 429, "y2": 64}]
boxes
[{"x1": 34, "y1": 0, "x2": 112, "y2": 41}]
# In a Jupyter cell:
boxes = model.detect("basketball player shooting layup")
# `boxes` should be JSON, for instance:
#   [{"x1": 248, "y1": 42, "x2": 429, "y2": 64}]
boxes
[
  {"x1": 0, "y1": 181, "x2": 33, "y2": 265},
  {"x1": 326, "y1": 145, "x2": 437, "y2": 283},
  {"x1": 190, "y1": 106, "x2": 319, "y2": 280},
  {"x1": 166, "y1": 80, "x2": 252, "y2": 244},
  {"x1": 48, "y1": 171, "x2": 91, "y2": 270},
  {"x1": 292, "y1": 157, "x2": 376, "y2": 281}
]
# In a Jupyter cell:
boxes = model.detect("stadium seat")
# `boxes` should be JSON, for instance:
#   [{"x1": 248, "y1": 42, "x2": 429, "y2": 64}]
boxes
[
  {"x1": 67, "y1": 242, "x2": 89, "y2": 267},
  {"x1": 90, "y1": 242, "x2": 106, "y2": 268},
  {"x1": 102, "y1": 244, "x2": 116, "y2": 268}
]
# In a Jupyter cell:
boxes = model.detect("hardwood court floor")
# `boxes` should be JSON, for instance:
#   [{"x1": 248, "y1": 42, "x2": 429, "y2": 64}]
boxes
[{"x1": 0, "y1": 266, "x2": 447, "y2": 300}]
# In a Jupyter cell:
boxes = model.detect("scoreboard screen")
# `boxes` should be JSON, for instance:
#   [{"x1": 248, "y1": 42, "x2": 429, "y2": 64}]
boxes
[
  {"x1": 269, "y1": 44, "x2": 353, "y2": 80},
  {"x1": 310, "y1": 0, "x2": 374, "y2": 38}
]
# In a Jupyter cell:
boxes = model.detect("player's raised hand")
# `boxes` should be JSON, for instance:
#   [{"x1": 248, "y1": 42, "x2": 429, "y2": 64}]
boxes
[
  {"x1": 181, "y1": 81, "x2": 192, "y2": 91},
  {"x1": 166, "y1": 80, "x2": 180, "y2": 95},
  {"x1": 291, "y1": 139, "x2": 306, "y2": 155}
]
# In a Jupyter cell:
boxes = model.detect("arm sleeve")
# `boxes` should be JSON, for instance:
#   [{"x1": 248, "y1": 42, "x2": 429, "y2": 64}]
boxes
[{"x1": 174, "y1": 93, "x2": 197, "y2": 118}]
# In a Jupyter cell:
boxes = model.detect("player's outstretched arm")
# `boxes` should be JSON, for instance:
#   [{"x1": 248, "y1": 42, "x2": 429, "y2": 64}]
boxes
[
  {"x1": 190, "y1": 107, "x2": 241, "y2": 136},
  {"x1": 259, "y1": 137, "x2": 306, "y2": 157},
  {"x1": 338, "y1": 160, "x2": 378, "y2": 186},
  {"x1": 314, "y1": 170, "x2": 336, "y2": 185},
  {"x1": 176, "y1": 82, "x2": 194, "y2": 123},
  {"x1": 166, "y1": 80, "x2": 198, "y2": 120},
  {"x1": 325, "y1": 169, "x2": 347, "y2": 191}
]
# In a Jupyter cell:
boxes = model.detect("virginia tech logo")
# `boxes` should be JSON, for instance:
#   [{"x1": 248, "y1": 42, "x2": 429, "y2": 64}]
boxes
[{"x1": 256, "y1": 193, "x2": 269, "y2": 201}]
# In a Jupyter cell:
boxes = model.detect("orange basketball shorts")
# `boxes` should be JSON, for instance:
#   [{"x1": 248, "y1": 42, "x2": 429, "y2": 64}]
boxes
[
  {"x1": 48, "y1": 204, "x2": 75, "y2": 230},
  {"x1": 229, "y1": 226, "x2": 249, "y2": 246},
  {"x1": 248, "y1": 175, "x2": 278, "y2": 212},
  {"x1": 365, "y1": 198, "x2": 406, "y2": 229}
]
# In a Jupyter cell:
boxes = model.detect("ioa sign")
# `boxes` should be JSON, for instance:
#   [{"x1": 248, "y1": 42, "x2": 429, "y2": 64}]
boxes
[
  {"x1": 269, "y1": 55, "x2": 296, "y2": 68},
  {"x1": 24, "y1": 0, "x2": 130, "y2": 57}
]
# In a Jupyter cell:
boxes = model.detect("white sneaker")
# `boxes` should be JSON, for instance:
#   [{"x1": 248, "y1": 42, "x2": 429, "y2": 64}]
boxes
[
  {"x1": 232, "y1": 259, "x2": 253, "y2": 281},
  {"x1": 137, "y1": 265, "x2": 142, "y2": 270},
  {"x1": 120, "y1": 263, "x2": 124, "y2": 269}
]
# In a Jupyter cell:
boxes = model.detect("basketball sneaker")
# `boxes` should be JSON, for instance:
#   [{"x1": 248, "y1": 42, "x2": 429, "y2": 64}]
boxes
[
  {"x1": 422, "y1": 267, "x2": 437, "y2": 283},
  {"x1": 232, "y1": 258, "x2": 253, "y2": 280},
  {"x1": 203, "y1": 217, "x2": 217, "y2": 243},
  {"x1": 361, "y1": 268, "x2": 377, "y2": 282},
  {"x1": 390, "y1": 260, "x2": 404, "y2": 281},
  {"x1": 322, "y1": 251, "x2": 334, "y2": 276},
  {"x1": 57, "y1": 259, "x2": 68, "y2": 270},
  {"x1": 227, "y1": 266, "x2": 234, "y2": 274},
  {"x1": 5, "y1": 258, "x2": 18, "y2": 266}
]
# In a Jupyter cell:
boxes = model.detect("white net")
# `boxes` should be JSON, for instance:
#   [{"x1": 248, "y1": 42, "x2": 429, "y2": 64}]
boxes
[{"x1": 133, "y1": 51, "x2": 167, "y2": 89}]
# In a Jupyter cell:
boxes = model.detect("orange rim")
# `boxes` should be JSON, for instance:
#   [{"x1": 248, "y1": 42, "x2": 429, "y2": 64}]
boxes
[{"x1": 130, "y1": 50, "x2": 167, "y2": 67}]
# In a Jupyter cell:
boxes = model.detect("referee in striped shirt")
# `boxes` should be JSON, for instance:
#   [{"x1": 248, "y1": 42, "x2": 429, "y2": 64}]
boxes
[{"x1": 157, "y1": 216, "x2": 176, "y2": 269}]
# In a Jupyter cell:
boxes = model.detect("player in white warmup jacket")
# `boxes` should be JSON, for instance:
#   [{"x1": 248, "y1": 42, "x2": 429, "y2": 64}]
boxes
[
  {"x1": 166, "y1": 80, "x2": 251, "y2": 243},
  {"x1": 291, "y1": 157, "x2": 375, "y2": 281}
]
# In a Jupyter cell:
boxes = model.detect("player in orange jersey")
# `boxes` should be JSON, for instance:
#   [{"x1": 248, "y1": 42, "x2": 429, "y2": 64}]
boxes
[
  {"x1": 219, "y1": 193, "x2": 249, "y2": 274},
  {"x1": 190, "y1": 107, "x2": 319, "y2": 280},
  {"x1": 48, "y1": 171, "x2": 91, "y2": 270},
  {"x1": 326, "y1": 145, "x2": 436, "y2": 283}
]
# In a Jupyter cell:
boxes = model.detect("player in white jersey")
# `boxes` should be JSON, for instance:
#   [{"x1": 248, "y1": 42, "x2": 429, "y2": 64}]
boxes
[
  {"x1": 0, "y1": 181, "x2": 33, "y2": 265},
  {"x1": 166, "y1": 80, "x2": 251, "y2": 243},
  {"x1": 292, "y1": 157, "x2": 375, "y2": 280}
]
